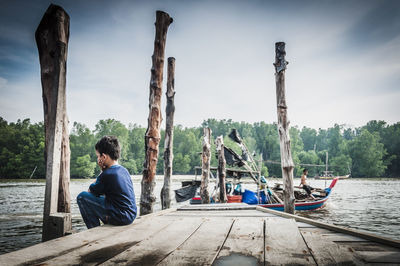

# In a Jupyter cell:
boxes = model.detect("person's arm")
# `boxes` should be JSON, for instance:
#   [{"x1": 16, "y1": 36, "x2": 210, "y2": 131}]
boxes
[{"x1": 89, "y1": 174, "x2": 105, "y2": 196}]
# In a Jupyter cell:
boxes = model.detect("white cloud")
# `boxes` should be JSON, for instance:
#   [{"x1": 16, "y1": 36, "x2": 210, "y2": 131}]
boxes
[
  {"x1": 1, "y1": 0, "x2": 399, "y2": 130},
  {"x1": 0, "y1": 77, "x2": 7, "y2": 89},
  {"x1": 0, "y1": 77, "x2": 43, "y2": 122}
]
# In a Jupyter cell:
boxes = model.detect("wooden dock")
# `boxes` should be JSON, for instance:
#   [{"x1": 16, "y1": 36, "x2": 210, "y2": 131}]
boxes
[{"x1": 1, "y1": 204, "x2": 400, "y2": 265}]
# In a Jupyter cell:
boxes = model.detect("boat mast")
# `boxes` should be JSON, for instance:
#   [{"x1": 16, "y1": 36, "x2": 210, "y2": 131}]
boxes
[{"x1": 325, "y1": 151, "x2": 328, "y2": 188}]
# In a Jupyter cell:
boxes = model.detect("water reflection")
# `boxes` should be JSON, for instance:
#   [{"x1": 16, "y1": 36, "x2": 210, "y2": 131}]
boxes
[{"x1": 0, "y1": 177, "x2": 399, "y2": 254}]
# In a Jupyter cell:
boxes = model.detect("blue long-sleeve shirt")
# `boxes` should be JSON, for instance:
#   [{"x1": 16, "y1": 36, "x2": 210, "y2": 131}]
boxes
[{"x1": 89, "y1": 165, "x2": 137, "y2": 225}]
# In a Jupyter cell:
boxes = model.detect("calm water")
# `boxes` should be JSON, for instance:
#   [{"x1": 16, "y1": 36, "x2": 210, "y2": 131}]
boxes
[{"x1": 0, "y1": 177, "x2": 399, "y2": 255}]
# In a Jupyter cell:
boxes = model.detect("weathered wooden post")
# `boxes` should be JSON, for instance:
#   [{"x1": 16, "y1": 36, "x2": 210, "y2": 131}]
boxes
[
  {"x1": 141, "y1": 11, "x2": 173, "y2": 215},
  {"x1": 161, "y1": 57, "x2": 176, "y2": 210},
  {"x1": 200, "y1": 128, "x2": 212, "y2": 204},
  {"x1": 58, "y1": 112, "x2": 71, "y2": 213},
  {"x1": 216, "y1": 136, "x2": 227, "y2": 203},
  {"x1": 274, "y1": 42, "x2": 295, "y2": 214},
  {"x1": 36, "y1": 4, "x2": 72, "y2": 241}
]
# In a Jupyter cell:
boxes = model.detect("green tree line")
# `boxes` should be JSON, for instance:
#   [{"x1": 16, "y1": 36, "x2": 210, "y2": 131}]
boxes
[{"x1": 0, "y1": 117, "x2": 399, "y2": 178}]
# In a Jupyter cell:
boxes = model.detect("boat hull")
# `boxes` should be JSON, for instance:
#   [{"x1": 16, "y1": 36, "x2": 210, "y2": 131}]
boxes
[
  {"x1": 259, "y1": 196, "x2": 329, "y2": 211},
  {"x1": 189, "y1": 178, "x2": 338, "y2": 212}
]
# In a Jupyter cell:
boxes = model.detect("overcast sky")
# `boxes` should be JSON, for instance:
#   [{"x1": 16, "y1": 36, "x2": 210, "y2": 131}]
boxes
[{"x1": 0, "y1": 0, "x2": 399, "y2": 130}]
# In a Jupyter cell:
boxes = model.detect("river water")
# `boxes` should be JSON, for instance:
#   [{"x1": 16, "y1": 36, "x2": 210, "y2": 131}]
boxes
[{"x1": 0, "y1": 177, "x2": 399, "y2": 255}]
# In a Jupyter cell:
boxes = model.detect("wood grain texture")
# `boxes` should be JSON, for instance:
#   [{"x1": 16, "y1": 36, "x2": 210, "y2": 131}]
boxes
[
  {"x1": 161, "y1": 57, "x2": 176, "y2": 210},
  {"x1": 38, "y1": 216, "x2": 177, "y2": 265},
  {"x1": 300, "y1": 228, "x2": 363, "y2": 265},
  {"x1": 201, "y1": 128, "x2": 212, "y2": 203},
  {"x1": 141, "y1": 11, "x2": 173, "y2": 215},
  {"x1": 1, "y1": 206, "x2": 399, "y2": 266},
  {"x1": 274, "y1": 42, "x2": 295, "y2": 214},
  {"x1": 165, "y1": 210, "x2": 277, "y2": 217},
  {"x1": 101, "y1": 217, "x2": 203, "y2": 265},
  {"x1": 355, "y1": 251, "x2": 400, "y2": 263},
  {"x1": 158, "y1": 218, "x2": 234, "y2": 265},
  {"x1": 35, "y1": 3, "x2": 71, "y2": 241},
  {"x1": 265, "y1": 217, "x2": 315, "y2": 265},
  {"x1": 257, "y1": 206, "x2": 400, "y2": 248},
  {"x1": 0, "y1": 225, "x2": 124, "y2": 265},
  {"x1": 216, "y1": 136, "x2": 227, "y2": 203},
  {"x1": 215, "y1": 218, "x2": 264, "y2": 264}
]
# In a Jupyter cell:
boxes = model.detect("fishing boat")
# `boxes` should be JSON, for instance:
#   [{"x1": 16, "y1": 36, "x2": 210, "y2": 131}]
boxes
[
  {"x1": 188, "y1": 177, "x2": 338, "y2": 211},
  {"x1": 176, "y1": 129, "x2": 339, "y2": 211},
  {"x1": 258, "y1": 178, "x2": 338, "y2": 211}
]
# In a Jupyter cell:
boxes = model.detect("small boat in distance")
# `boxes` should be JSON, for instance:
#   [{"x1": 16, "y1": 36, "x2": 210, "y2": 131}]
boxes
[
  {"x1": 314, "y1": 174, "x2": 350, "y2": 180},
  {"x1": 313, "y1": 170, "x2": 350, "y2": 180}
]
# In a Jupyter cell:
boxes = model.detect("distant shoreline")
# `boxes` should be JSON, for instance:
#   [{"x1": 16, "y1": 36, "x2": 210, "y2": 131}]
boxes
[{"x1": 1, "y1": 176, "x2": 399, "y2": 181}]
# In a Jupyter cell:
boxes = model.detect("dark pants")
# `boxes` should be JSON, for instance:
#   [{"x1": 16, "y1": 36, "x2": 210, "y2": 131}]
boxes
[
  {"x1": 303, "y1": 184, "x2": 313, "y2": 195},
  {"x1": 77, "y1": 191, "x2": 108, "y2": 229}
]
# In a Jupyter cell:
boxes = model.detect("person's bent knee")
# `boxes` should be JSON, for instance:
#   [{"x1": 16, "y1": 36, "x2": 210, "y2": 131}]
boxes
[{"x1": 77, "y1": 191, "x2": 92, "y2": 203}]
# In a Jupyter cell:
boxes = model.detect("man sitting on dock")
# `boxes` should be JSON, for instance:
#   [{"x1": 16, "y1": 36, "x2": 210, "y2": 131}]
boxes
[
  {"x1": 300, "y1": 168, "x2": 316, "y2": 200},
  {"x1": 77, "y1": 136, "x2": 137, "y2": 229}
]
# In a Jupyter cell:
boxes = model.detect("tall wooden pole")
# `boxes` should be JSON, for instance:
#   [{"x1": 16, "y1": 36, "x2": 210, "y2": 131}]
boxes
[
  {"x1": 201, "y1": 128, "x2": 212, "y2": 204},
  {"x1": 161, "y1": 57, "x2": 176, "y2": 210},
  {"x1": 36, "y1": 4, "x2": 72, "y2": 241},
  {"x1": 141, "y1": 11, "x2": 173, "y2": 215},
  {"x1": 216, "y1": 136, "x2": 227, "y2": 203},
  {"x1": 274, "y1": 42, "x2": 295, "y2": 214}
]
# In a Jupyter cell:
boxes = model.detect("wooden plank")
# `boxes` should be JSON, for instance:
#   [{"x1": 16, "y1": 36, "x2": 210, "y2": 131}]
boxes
[
  {"x1": 0, "y1": 225, "x2": 125, "y2": 266},
  {"x1": 101, "y1": 217, "x2": 204, "y2": 265},
  {"x1": 158, "y1": 218, "x2": 234, "y2": 265},
  {"x1": 297, "y1": 222, "x2": 316, "y2": 228},
  {"x1": 214, "y1": 218, "x2": 264, "y2": 264},
  {"x1": 257, "y1": 206, "x2": 400, "y2": 248},
  {"x1": 0, "y1": 209, "x2": 176, "y2": 265},
  {"x1": 300, "y1": 228, "x2": 369, "y2": 242},
  {"x1": 179, "y1": 203, "x2": 255, "y2": 211},
  {"x1": 298, "y1": 227, "x2": 332, "y2": 234},
  {"x1": 356, "y1": 251, "x2": 400, "y2": 263},
  {"x1": 321, "y1": 233, "x2": 371, "y2": 242},
  {"x1": 165, "y1": 210, "x2": 277, "y2": 217},
  {"x1": 265, "y1": 218, "x2": 315, "y2": 265},
  {"x1": 335, "y1": 241, "x2": 400, "y2": 252},
  {"x1": 35, "y1": 216, "x2": 177, "y2": 265},
  {"x1": 300, "y1": 228, "x2": 363, "y2": 265}
]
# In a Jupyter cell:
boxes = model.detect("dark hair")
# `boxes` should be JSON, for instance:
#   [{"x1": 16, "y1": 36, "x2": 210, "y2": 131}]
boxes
[
  {"x1": 303, "y1": 168, "x2": 308, "y2": 173},
  {"x1": 95, "y1": 136, "x2": 121, "y2": 160}
]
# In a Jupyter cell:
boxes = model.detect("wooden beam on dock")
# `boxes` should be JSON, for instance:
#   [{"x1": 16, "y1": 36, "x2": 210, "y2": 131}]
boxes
[
  {"x1": 141, "y1": 11, "x2": 173, "y2": 215},
  {"x1": 35, "y1": 3, "x2": 71, "y2": 242},
  {"x1": 256, "y1": 206, "x2": 400, "y2": 249},
  {"x1": 161, "y1": 57, "x2": 176, "y2": 210},
  {"x1": 274, "y1": 42, "x2": 295, "y2": 214}
]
